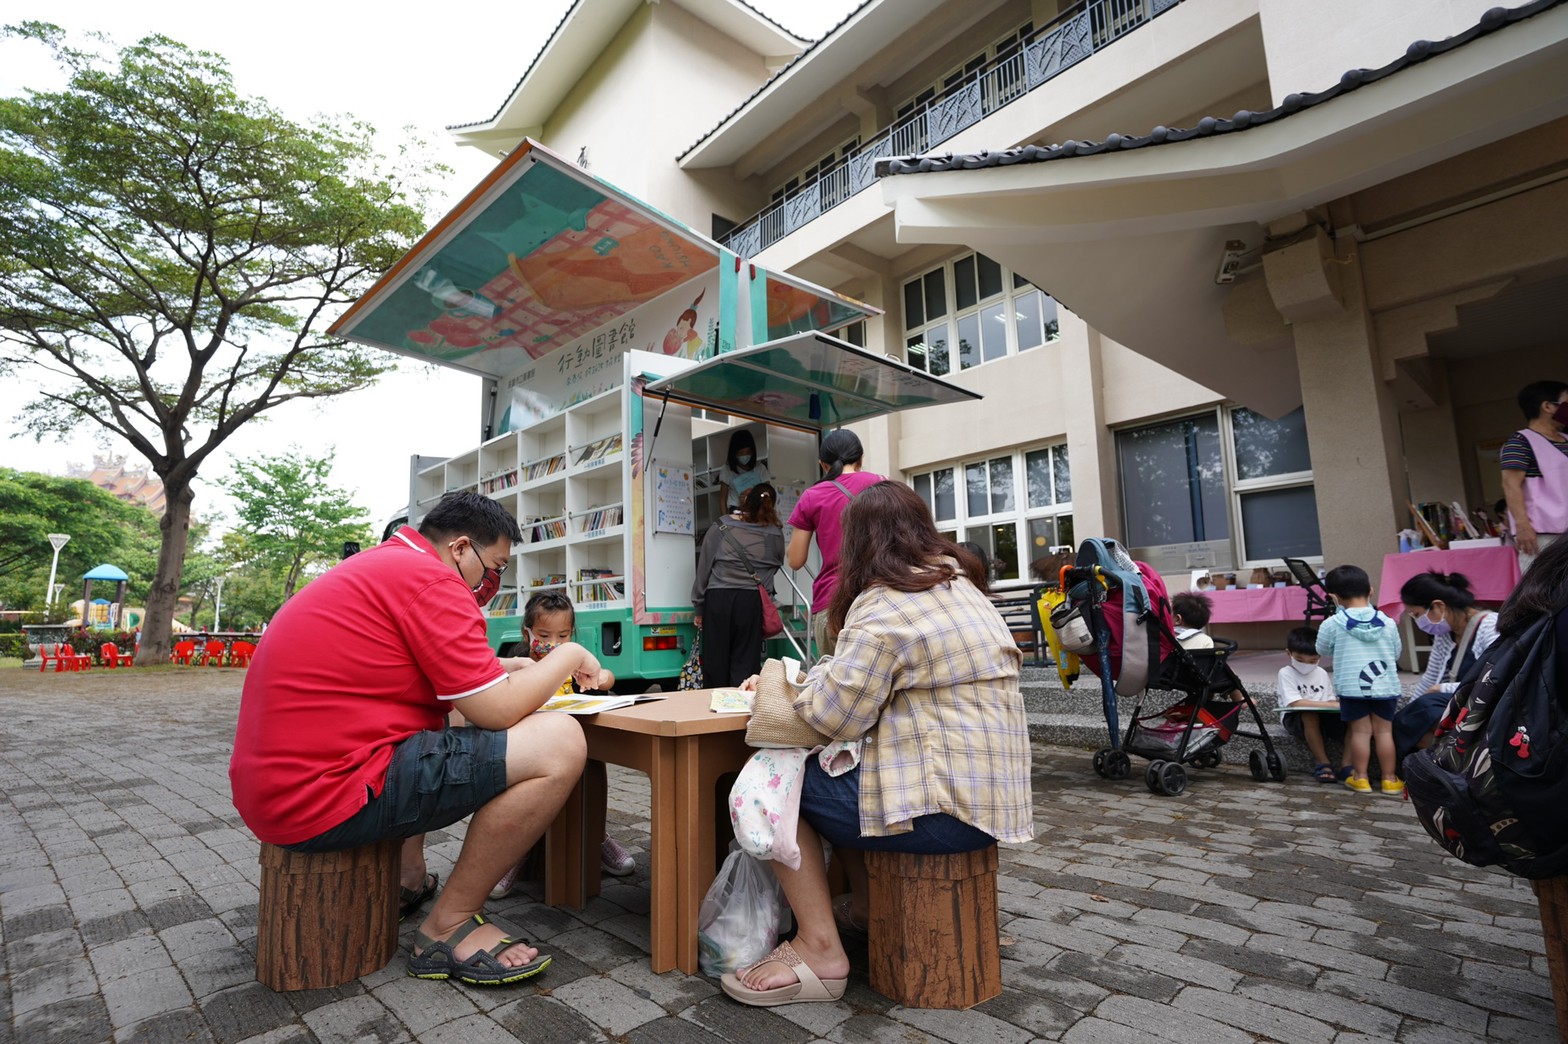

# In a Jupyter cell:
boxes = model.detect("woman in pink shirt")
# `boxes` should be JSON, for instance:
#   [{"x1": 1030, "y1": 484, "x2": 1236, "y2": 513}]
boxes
[{"x1": 786, "y1": 430, "x2": 884, "y2": 656}]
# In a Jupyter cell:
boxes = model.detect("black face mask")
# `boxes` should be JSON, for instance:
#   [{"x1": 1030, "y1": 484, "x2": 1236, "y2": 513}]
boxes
[{"x1": 1554, "y1": 401, "x2": 1568, "y2": 426}]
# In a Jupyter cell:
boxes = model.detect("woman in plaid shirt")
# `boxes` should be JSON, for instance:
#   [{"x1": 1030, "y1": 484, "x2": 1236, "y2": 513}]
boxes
[{"x1": 723, "y1": 481, "x2": 1034, "y2": 1007}]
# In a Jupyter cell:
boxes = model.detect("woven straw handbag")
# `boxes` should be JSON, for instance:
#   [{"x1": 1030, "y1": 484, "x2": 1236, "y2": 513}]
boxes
[{"x1": 744, "y1": 657, "x2": 829, "y2": 749}]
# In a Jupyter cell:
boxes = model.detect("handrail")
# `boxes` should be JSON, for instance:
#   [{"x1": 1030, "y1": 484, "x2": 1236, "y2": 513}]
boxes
[{"x1": 718, "y1": 0, "x2": 1182, "y2": 257}]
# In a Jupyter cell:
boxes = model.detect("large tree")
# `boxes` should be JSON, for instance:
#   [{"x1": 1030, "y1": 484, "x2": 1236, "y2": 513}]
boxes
[
  {"x1": 0, "y1": 24, "x2": 441, "y2": 664},
  {"x1": 219, "y1": 447, "x2": 372, "y2": 603}
]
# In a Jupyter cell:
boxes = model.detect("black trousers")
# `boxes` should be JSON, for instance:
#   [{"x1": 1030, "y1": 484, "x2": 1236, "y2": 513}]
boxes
[{"x1": 703, "y1": 587, "x2": 765, "y2": 687}]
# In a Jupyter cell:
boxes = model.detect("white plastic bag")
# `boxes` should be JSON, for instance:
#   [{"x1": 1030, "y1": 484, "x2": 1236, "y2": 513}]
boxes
[{"x1": 696, "y1": 844, "x2": 785, "y2": 977}]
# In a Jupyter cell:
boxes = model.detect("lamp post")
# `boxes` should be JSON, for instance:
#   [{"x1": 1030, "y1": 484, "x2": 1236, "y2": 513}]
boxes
[
  {"x1": 213, "y1": 574, "x2": 226, "y2": 632},
  {"x1": 45, "y1": 534, "x2": 70, "y2": 613}
]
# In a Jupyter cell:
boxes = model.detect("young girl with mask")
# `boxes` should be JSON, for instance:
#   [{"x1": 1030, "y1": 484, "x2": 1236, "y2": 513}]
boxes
[
  {"x1": 1400, "y1": 571, "x2": 1499, "y2": 699},
  {"x1": 491, "y1": 592, "x2": 634, "y2": 896},
  {"x1": 718, "y1": 429, "x2": 772, "y2": 513}
]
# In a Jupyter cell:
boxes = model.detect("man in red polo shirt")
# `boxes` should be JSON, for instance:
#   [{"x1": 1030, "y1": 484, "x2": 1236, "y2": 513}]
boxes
[{"x1": 231, "y1": 492, "x2": 602, "y2": 985}]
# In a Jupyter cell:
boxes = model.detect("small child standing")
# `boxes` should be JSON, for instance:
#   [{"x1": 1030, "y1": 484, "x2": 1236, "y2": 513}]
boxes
[
  {"x1": 1275, "y1": 626, "x2": 1344, "y2": 783},
  {"x1": 1170, "y1": 592, "x2": 1215, "y2": 650},
  {"x1": 492, "y1": 592, "x2": 634, "y2": 899},
  {"x1": 1315, "y1": 565, "x2": 1404, "y2": 796}
]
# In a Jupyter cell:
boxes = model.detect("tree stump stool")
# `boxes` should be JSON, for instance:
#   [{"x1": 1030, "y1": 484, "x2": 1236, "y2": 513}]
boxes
[
  {"x1": 256, "y1": 840, "x2": 401, "y2": 992},
  {"x1": 1534, "y1": 876, "x2": 1568, "y2": 1041},
  {"x1": 866, "y1": 845, "x2": 1001, "y2": 1009}
]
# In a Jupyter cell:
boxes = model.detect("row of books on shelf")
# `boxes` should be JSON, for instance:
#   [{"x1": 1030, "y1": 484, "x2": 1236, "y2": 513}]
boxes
[
  {"x1": 523, "y1": 454, "x2": 566, "y2": 482},
  {"x1": 487, "y1": 592, "x2": 519, "y2": 616},
  {"x1": 574, "y1": 433, "x2": 622, "y2": 465},
  {"x1": 577, "y1": 504, "x2": 624, "y2": 533},
  {"x1": 528, "y1": 516, "x2": 568, "y2": 542},
  {"x1": 529, "y1": 574, "x2": 567, "y2": 588},
  {"x1": 575, "y1": 567, "x2": 624, "y2": 603},
  {"x1": 481, "y1": 469, "x2": 520, "y2": 494}
]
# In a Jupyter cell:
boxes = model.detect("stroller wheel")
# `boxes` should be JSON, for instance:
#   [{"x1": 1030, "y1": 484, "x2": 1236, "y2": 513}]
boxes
[
  {"x1": 1093, "y1": 748, "x2": 1110, "y2": 777},
  {"x1": 1145, "y1": 761, "x2": 1164, "y2": 792},
  {"x1": 1196, "y1": 750, "x2": 1222, "y2": 769},
  {"x1": 1160, "y1": 762, "x2": 1188, "y2": 796},
  {"x1": 1248, "y1": 749, "x2": 1268, "y2": 782},
  {"x1": 1104, "y1": 750, "x2": 1132, "y2": 780},
  {"x1": 1266, "y1": 751, "x2": 1288, "y2": 782}
]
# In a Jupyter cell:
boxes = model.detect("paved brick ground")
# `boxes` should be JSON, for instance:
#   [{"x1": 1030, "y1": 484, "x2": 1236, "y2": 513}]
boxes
[{"x1": 1, "y1": 668, "x2": 1559, "y2": 1043}]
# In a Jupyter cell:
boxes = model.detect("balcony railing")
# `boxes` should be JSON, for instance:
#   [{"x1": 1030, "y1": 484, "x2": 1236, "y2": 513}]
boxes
[{"x1": 719, "y1": 0, "x2": 1184, "y2": 258}]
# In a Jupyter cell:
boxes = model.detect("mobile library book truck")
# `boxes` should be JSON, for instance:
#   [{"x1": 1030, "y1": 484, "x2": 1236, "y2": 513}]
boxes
[{"x1": 330, "y1": 141, "x2": 977, "y2": 686}]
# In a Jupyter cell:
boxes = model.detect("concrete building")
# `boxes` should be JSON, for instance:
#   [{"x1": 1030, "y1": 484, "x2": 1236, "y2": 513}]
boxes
[{"x1": 448, "y1": 0, "x2": 1568, "y2": 609}]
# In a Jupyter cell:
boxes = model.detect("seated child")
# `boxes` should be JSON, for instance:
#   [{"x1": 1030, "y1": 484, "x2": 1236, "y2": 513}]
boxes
[
  {"x1": 1315, "y1": 564, "x2": 1404, "y2": 796},
  {"x1": 1171, "y1": 592, "x2": 1215, "y2": 650},
  {"x1": 492, "y1": 592, "x2": 635, "y2": 898},
  {"x1": 1274, "y1": 626, "x2": 1345, "y2": 783}
]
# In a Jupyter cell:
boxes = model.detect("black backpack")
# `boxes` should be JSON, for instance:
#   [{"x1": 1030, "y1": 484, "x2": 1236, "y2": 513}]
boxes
[{"x1": 1404, "y1": 612, "x2": 1568, "y2": 879}]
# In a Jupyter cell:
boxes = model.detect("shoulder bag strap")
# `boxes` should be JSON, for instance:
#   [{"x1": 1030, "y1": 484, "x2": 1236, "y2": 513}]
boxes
[{"x1": 714, "y1": 519, "x2": 763, "y2": 585}]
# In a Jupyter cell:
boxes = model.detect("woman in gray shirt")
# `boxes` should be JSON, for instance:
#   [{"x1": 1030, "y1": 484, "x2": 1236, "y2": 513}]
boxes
[{"x1": 693, "y1": 484, "x2": 785, "y2": 686}]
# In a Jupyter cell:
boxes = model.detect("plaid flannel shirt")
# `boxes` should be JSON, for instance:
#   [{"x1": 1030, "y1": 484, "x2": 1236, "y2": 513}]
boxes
[{"x1": 792, "y1": 574, "x2": 1034, "y2": 841}]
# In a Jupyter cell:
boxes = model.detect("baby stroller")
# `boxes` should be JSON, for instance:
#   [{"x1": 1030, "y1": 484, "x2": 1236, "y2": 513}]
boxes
[{"x1": 1047, "y1": 538, "x2": 1287, "y2": 796}]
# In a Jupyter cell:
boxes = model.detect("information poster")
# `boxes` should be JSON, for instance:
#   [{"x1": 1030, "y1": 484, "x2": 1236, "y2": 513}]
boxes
[{"x1": 653, "y1": 465, "x2": 694, "y2": 536}]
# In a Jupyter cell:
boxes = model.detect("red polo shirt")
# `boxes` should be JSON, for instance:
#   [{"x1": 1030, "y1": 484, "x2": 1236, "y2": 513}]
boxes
[{"x1": 230, "y1": 527, "x2": 507, "y2": 844}]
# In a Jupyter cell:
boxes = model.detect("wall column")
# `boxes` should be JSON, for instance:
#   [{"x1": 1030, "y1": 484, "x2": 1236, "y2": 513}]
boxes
[
  {"x1": 1059, "y1": 313, "x2": 1119, "y2": 540},
  {"x1": 1289, "y1": 246, "x2": 1404, "y2": 574}
]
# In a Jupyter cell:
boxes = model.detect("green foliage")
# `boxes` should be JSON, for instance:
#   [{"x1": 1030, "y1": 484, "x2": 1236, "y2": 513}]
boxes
[
  {"x1": 0, "y1": 633, "x2": 29, "y2": 658},
  {"x1": 219, "y1": 446, "x2": 373, "y2": 605},
  {"x1": 0, "y1": 467, "x2": 162, "y2": 614},
  {"x1": 0, "y1": 23, "x2": 445, "y2": 658}
]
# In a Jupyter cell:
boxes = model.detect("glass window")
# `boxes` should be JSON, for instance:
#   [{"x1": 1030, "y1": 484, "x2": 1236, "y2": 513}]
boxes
[
  {"x1": 1117, "y1": 415, "x2": 1230, "y2": 547},
  {"x1": 1040, "y1": 292, "x2": 1060, "y2": 342},
  {"x1": 1240, "y1": 485, "x2": 1321, "y2": 560},
  {"x1": 913, "y1": 472, "x2": 931, "y2": 515},
  {"x1": 923, "y1": 269, "x2": 947, "y2": 320},
  {"x1": 954, "y1": 255, "x2": 977, "y2": 312},
  {"x1": 990, "y1": 456, "x2": 1014, "y2": 512},
  {"x1": 1027, "y1": 515, "x2": 1074, "y2": 557},
  {"x1": 1232, "y1": 406, "x2": 1312, "y2": 479},
  {"x1": 981, "y1": 302, "x2": 1007, "y2": 362},
  {"x1": 973, "y1": 523, "x2": 1020, "y2": 581},
  {"x1": 957, "y1": 313, "x2": 981, "y2": 370},
  {"x1": 1015, "y1": 291, "x2": 1043, "y2": 352},
  {"x1": 978, "y1": 254, "x2": 1004, "y2": 300},
  {"x1": 904, "y1": 280, "x2": 923, "y2": 329},
  {"x1": 932, "y1": 467, "x2": 955, "y2": 521},
  {"x1": 1025, "y1": 448, "x2": 1054, "y2": 507},
  {"x1": 966, "y1": 461, "x2": 988, "y2": 517},
  {"x1": 1053, "y1": 443, "x2": 1072, "y2": 504}
]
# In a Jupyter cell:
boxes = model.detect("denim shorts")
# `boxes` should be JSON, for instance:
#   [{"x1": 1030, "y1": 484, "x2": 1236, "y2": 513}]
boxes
[
  {"x1": 798, "y1": 759, "x2": 995, "y2": 854},
  {"x1": 1338, "y1": 697, "x2": 1397, "y2": 723},
  {"x1": 284, "y1": 726, "x2": 509, "y2": 853}
]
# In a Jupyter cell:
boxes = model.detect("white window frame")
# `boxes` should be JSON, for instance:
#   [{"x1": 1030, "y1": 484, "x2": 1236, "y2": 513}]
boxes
[
  {"x1": 902, "y1": 253, "x2": 1061, "y2": 375},
  {"x1": 911, "y1": 442, "x2": 1073, "y2": 581},
  {"x1": 1115, "y1": 406, "x2": 1320, "y2": 571}
]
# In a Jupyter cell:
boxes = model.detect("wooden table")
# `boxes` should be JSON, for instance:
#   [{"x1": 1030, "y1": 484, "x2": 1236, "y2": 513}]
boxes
[{"x1": 542, "y1": 689, "x2": 751, "y2": 974}]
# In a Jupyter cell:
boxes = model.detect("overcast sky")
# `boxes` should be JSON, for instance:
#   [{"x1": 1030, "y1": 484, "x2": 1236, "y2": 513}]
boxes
[{"x1": 0, "y1": 0, "x2": 854, "y2": 534}]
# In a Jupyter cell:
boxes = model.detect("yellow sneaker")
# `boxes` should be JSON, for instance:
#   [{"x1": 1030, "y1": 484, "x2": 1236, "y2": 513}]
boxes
[
  {"x1": 1343, "y1": 775, "x2": 1372, "y2": 794},
  {"x1": 1381, "y1": 779, "x2": 1405, "y2": 798}
]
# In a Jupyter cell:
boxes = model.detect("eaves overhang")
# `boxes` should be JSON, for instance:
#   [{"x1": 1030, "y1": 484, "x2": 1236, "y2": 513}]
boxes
[
  {"x1": 877, "y1": 0, "x2": 1568, "y2": 418},
  {"x1": 678, "y1": 0, "x2": 953, "y2": 170},
  {"x1": 450, "y1": 0, "x2": 809, "y2": 149}
]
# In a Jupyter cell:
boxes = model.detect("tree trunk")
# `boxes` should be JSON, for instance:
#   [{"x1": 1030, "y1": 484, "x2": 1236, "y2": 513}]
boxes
[
  {"x1": 283, "y1": 555, "x2": 304, "y2": 602},
  {"x1": 137, "y1": 479, "x2": 195, "y2": 667}
]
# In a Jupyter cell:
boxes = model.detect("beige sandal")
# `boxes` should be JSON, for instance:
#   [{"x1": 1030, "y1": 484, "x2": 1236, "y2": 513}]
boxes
[{"x1": 720, "y1": 941, "x2": 848, "y2": 1006}]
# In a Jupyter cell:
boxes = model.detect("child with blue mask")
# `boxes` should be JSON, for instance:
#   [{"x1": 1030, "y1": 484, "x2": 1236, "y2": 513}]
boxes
[{"x1": 1315, "y1": 564, "x2": 1403, "y2": 796}]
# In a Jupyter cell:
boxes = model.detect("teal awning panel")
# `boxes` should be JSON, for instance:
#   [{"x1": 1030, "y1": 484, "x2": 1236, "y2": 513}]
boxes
[
  {"x1": 643, "y1": 332, "x2": 980, "y2": 429},
  {"x1": 83, "y1": 564, "x2": 129, "y2": 581},
  {"x1": 330, "y1": 141, "x2": 721, "y2": 378}
]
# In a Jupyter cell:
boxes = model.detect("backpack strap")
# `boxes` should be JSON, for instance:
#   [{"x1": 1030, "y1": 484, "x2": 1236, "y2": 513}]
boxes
[{"x1": 829, "y1": 479, "x2": 859, "y2": 501}]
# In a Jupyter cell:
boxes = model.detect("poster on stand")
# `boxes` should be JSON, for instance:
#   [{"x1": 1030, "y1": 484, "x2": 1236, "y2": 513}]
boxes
[{"x1": 653, "y1": 465, "x2": 694, "y2": 536}]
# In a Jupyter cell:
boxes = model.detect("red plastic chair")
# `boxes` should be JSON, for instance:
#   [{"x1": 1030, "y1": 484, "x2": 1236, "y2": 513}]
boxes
[
  {"x1": 58, "y1": 644, "x2": 90, "y2": 671},
  {"x1": 100, "y1": 643, "x2": 133, "y2": 668},
  {"x1": 200, "y1": 639, "x2": 227, "y2": 667},
  {"x1": 228, "y1": 640, "x2": 256, "y2": 668},
  {"x1": 39, "y1": 643, "x2": 66, "y2": 672},
  {"x1": 171, "y1": 640, "x2": 197, "y2": 665}
]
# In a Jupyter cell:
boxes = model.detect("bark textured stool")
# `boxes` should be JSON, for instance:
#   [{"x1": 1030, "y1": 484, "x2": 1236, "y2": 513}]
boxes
[
  {"x1": 865, "y1": 845, "x2": 1001, "y2": 1009},
  {"x1": 1534, "y1": 875, "x2": 1568, "y2": 1041},
  {"x1": 256, "y1": 840, "x2": 401, "y2": 991}
]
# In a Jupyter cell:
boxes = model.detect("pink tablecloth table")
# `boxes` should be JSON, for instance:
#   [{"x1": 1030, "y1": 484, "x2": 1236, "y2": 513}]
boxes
[
  {"x1": 1376, "y1": 546, "x2": 1521, "y2": 617},
  {"x1": 1205, "y1": 586, "x2": 1311, "y2": 623}
]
